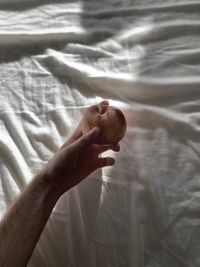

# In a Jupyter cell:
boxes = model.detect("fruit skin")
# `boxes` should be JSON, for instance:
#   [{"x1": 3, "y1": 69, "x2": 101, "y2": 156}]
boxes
[{"x1": 81, "y1": 102, "x2": 127, "y2": 144}]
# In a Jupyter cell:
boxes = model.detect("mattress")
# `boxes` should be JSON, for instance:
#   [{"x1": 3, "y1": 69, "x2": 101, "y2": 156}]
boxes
[{"x1": 1, "y1": 0, "x2": 200, "y2": 266}]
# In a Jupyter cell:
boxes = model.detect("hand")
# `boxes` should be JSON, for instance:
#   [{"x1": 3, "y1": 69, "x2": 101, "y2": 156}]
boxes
[{"x1": 43, "y1": 125, "x2": 120, "y2": 195}]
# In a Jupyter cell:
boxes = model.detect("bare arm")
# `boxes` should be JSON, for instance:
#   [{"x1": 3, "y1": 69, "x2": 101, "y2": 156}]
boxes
[
  {"x1": 0, "y1": 109, "x2": 120, "y2": 267},
  {"x1": 0, "y1": 172, "x2": 60, "y2": 267}
]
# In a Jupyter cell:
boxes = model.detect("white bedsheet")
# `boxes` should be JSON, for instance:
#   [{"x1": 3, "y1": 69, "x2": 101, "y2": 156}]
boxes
[{"x1": 1, "y1": 0, "x2": 200, "y2": 266}]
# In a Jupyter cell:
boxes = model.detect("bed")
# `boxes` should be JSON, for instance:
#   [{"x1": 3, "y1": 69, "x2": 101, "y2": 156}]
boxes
[{"x1": 1, "y1": 0, "x2": 200, "y2": 266}]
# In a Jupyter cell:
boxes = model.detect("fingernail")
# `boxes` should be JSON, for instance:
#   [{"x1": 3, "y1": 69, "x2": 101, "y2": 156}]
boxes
[
  {"x1": 112, "y1": 145, "x2": 120, "y2": 152},
  {"x1": 107, "y1": 158, "x2": 115, "y2": 166},
  {"x1": 101, "y1": 100, "x2": 109, "y2": 106},
  {"x1": 106, "y1": 158, "x2": 115, "y2": 166}
]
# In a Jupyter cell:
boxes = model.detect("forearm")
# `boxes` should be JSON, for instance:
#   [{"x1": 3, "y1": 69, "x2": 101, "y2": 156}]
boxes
[
  {"x1": 0, "y1": 118, "x2": 116, "y2": 267},
  {"x1": 0, "y1": 172, "x2": 61, "y2": 267}
]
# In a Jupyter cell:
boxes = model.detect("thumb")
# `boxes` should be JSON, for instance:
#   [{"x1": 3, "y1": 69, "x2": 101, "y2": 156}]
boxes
[
  {"x1": 61, "y1": 129, "x2": 82, "y2": 149},
  {"x1": 71, "y1": 127, "x2": 100, "y2": 150}
]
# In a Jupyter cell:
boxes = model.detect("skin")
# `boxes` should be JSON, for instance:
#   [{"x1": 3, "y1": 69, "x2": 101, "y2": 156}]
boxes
[{"x1": 0, "y1": 100, "x2": 120, "y2": 267}]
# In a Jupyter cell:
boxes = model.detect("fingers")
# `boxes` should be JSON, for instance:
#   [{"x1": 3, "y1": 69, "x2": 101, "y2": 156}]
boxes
[
  {"x1": 97, "y1": 157, "x2": 115, "y2": 168},
  {"x1": 61, "y1": 129, "x2": 83, "y2": 149},
  {"x1": 61, "y1": 100, "x2": 109, "y2": 150},
  {"x1": 96, "y1": 144, "x2": 120, "y2": 154},
  {"x1": 72, "y1": 127, "x2": 100, "y2": 150},
  {"x1": 98, "y1": 100, "x2": 109, "y2": 114},
  {"x1": 99, "y1": 99, "x2": 109, "y2": 106}
]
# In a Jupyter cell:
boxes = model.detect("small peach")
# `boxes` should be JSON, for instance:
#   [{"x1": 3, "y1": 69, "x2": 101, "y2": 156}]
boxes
[{"x1": 81, "y1": 101, "x2": 127, "y2": 144}]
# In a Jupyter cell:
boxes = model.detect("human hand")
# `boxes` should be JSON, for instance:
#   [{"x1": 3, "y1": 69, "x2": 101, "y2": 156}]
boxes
[{"x1": 42, "y1": 109, "x2": 120, "y2": 195}]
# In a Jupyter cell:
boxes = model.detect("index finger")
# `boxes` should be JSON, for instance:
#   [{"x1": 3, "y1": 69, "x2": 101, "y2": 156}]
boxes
[{"x1": 72, "y1": 127, "x2": 100, "y2": 150}]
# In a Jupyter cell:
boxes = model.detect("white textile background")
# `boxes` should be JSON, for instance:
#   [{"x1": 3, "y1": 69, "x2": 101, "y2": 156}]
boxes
[{"x1": 1, "y1": 0, "x2": 200, "y2": 266}]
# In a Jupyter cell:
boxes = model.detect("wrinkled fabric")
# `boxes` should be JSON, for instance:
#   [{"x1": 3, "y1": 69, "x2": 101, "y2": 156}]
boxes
[{"x1": 1, "y1": 0, "x2": 200, "y2": 266}]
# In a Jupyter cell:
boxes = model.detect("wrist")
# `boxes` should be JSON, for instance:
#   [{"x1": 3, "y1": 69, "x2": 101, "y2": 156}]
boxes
[{"x1": 34, "y1": 169, "x2": 63, "y2": 205}]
